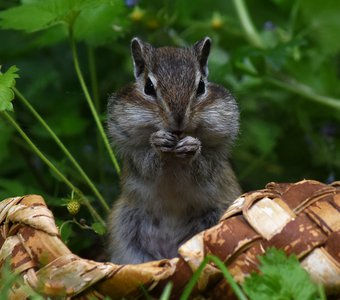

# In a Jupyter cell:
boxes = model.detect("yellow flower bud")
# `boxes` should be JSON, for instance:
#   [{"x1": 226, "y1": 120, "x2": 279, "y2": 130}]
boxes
[
  {"x1": 130, "y1": 6, "x2": 144, "y2": 22},
  {"x1": 211, "y1": 13, "x2": 223, "y2": 30}
]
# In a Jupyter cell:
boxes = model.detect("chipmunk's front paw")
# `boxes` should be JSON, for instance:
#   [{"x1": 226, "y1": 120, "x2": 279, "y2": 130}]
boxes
[
  {"x1": 174, "y1": 136, "x2": 201, "y2": 159},
  {"x1": 150, "y1": 130, "x2": 178, "y2": 153}
]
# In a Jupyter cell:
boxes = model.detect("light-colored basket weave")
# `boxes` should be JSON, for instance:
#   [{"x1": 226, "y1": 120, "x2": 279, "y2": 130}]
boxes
[{"x1": 0, "y1": 179, "x2": 339, "y2": 299}]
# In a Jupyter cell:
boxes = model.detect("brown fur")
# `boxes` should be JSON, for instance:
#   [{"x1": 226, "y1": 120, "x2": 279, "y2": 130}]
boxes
[{"x1": 106, "y1": 37, "x2": 241, "y2": 264}]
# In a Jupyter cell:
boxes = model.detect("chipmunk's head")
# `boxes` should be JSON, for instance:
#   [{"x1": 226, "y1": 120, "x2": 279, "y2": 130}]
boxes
[{"x1": 130, "y1": 37, "x2": 212, "y2": 134}]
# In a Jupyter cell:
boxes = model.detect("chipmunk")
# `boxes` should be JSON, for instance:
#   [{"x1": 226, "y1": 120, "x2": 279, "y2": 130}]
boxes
[{"x1": 107, "y1": 37, "x2": 241, "y2": 264}]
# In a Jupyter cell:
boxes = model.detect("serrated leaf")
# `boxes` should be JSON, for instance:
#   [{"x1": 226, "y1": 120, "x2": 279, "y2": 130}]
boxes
[
  {"x1": 0, "y1": 0, "x2": 130, "y2": 45},
  {"x1": 0, "y1": 0, "x2": 107, "y2": 33},
  {"x1": 0, "y1": 0, "x2": 128, "y2": 45},
  {"x1": 92, "y1": 222, "x2": 106, "y2": 235},
  {"x1": 243, "y1": 248, "x2": 318, "y2": 300},
  {"x1": 0, "y1": 66, "x2": 19, "y2": 112},
  {"x1": 0, "y1": 4, "x2": 57, "y2": 32}
]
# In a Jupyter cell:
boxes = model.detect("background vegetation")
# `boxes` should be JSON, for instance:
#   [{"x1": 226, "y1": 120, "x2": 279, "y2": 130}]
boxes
[{"x1": 0, "y1": 0, "x2": 339, "y2": 257}]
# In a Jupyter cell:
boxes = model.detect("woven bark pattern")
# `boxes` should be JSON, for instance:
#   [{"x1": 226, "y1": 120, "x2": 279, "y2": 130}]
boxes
[{"x1": 0, "y1": 180, "x2": 339, "y2": 299}]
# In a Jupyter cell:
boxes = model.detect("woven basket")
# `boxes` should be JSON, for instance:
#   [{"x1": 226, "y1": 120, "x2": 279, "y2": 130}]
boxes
[{"x1": 0, "y1": 179, "x2": 339, "y2": 299}]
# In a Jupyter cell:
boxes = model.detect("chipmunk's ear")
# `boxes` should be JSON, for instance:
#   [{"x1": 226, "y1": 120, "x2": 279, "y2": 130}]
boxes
[
  {"x1": 193, "y1": 37, "x2": 211, "y2": 77},
  {"x1": 131, "y1": 37, "x2": 153, "y2": 78}
]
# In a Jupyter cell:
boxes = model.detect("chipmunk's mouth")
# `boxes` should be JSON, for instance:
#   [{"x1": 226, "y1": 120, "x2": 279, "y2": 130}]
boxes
[{"x1": 171, "y1": 130, "x2": 183, "y2": 138}]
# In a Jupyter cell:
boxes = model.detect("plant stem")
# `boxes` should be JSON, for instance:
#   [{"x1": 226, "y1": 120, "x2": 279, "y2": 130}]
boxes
[
  {"x1": 266, "y1": 77, "x2": 340, "y2": 110},
  {"x1": 179, "y1": 255, "x2": 247, "y2": 300},
  {"x1": 68, "y1": 29, "x2": 121, "y2": 176},
  {"x1": 13, "y1": 88, "x2": 110, "y2": 212},
  {"x1": 87, "y1": 46, "x2": 100, "y2": 111},
  {"x1": 1, "y1": 111, "x2": 105, "y2": 226},
  {"x1": 232, "y1": 0, "x2": 265, "y2": 49},
  {"x1": 207, "y1": 255, "x2": 248, "y2": 300},
  {"x1": 318, "y1": 284, "x2": 326, "y2": 300},
  {"x1": 159, "y1": 282, "x2": 173, "y2": 300},
  {"x1": 87, "y1": 46, "x2": 105, "y2": 182}
]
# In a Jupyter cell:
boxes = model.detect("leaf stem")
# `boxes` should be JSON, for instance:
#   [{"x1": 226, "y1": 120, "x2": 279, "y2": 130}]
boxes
[
  {"x1": 1, "y1": 111, "x2": 105, "y2": 226},
  {"x1": 232, "y1": 0, "x2": 265, "y2": 49},
  {"x1": 266, "y1": 77, "x2": 340, "y2": 110},
  {"x1": 13, "y1": 87, "x2": 110, "y2": 212},
  {"x1": 68, "y1": 29, "x2": 121, "y2": 176},
  {"x1": 179, "y1": 255, "x2": 247, "y2": 300}
]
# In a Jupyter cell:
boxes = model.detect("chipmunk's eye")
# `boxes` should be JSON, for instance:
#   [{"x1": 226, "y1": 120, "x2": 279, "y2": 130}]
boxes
[
  {"x1": 144, "y1": 77, "x2": 156, "y2": 97},
  {"x1": 196, "y1": 78, "x2": 205, "y2": 96}
]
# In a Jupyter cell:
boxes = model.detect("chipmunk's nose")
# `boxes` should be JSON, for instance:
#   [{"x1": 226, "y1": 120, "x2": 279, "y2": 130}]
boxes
[
  {"x1": 173, "y1": 112, "x2": 184, "y2": 129},
  {"x1": 169, "y1": 111, "x2": 186, "y2": 136}
]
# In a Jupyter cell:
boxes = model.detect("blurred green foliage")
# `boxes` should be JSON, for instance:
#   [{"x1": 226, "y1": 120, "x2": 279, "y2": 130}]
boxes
[{"x1": 0, "y1": 0, "x2": 339, "y2": 255}]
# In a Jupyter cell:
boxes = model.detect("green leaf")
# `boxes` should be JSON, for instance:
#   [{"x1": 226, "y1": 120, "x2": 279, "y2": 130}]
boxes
[
  {"x1": 0, "y1": 3, "x2": 58, "y2": 32},
  {"x1": 0, "y1": 0, "x2": 104, "y2": 33},
  {"x1": 0, "y1": 65, "x2": 19, "y2": 112},
  {"x1": 92, "y1": 222, "x2": 106, "y2": 235},
  {"x1": 0, "y1": 0, "x2": 129, "y2": 45},
  {"x1": 243, "y1": 248, "x2": 318, "y2": 300},
  {"x1": 74, "y1": 0, "x2": 129, "y2": 45}
]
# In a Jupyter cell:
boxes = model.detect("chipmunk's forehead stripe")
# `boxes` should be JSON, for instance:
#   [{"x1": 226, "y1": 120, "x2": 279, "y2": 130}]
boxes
[{"x1": 151, "y1": 48, "x2": 198, "y2": 78}]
